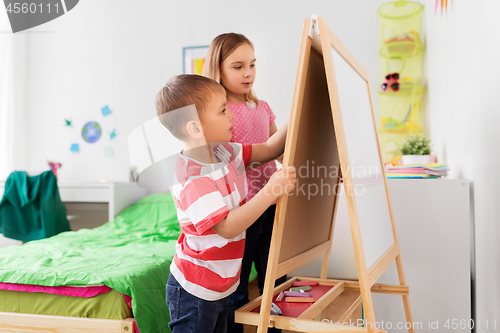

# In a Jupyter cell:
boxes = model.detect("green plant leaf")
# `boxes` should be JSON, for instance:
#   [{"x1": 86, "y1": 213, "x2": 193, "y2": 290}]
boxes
[{"x1": 400, "y1": 135, "x2": 432, "y2": 155}]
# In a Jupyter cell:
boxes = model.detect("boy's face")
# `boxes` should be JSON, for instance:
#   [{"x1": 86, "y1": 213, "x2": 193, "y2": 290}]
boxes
[{"x1": 199, "y1": 92, "x2": 234, "y2": 143}]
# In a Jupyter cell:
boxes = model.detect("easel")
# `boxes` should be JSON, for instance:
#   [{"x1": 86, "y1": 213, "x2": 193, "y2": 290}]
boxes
[{"x1": 235, "y1": 16, "x2": 414, "y2": 333}]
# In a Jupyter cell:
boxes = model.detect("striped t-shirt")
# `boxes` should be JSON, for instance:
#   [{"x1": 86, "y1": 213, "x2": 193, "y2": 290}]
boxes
[{"x1": 170, "y1": 142, "x2": 252, "y2": 301}]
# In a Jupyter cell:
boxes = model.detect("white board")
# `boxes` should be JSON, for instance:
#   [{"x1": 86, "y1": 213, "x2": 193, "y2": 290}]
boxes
[{"x1": 330, "y1": 46, "x2": 395, "y2": 269}]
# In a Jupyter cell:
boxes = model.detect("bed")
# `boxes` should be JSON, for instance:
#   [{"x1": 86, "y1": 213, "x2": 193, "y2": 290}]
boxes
[{"x1": 0, "y1": 192, "x2": 180, "y2": 333}]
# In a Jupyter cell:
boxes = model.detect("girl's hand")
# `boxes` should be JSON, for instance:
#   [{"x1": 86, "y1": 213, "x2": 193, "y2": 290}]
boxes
[{"x1": 263, "y1": 166, "x2": 297, "y2": 199}]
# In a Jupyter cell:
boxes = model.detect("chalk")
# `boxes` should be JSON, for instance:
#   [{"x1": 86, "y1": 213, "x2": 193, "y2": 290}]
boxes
[
  {"x1": 284, "y1": 291, "x2": 313, "y2": 297},
  {"x1": 290, "y1": 285, "x2": 312, "y2": 292},
  {"x1": 286, "y1": 297, "x2": 316, "y2": 303},
  {"x1": 275, "y1": 291, "x2": 285, "y2": 302},
  {"x1": 292, "y1": 281, "x2": 319, "y2": 287},
  {"x1": 270, "y1": 302, "x2": 282, "y2": 316}
]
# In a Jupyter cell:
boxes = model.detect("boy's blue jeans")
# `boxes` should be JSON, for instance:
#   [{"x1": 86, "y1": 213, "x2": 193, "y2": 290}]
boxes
[{"x1": 166, "y1": 273, "x2": 230, "y2": 333}]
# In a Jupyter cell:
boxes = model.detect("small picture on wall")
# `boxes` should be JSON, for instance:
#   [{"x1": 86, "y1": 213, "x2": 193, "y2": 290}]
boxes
[{"x1": 183, "y1": 46, "x2": 209, "y2": 75}]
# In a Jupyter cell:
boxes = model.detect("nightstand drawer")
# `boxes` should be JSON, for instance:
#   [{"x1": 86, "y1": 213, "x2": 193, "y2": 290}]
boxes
[{"x1": 58, "y1": 187, "x2": 110, "y2": 202}]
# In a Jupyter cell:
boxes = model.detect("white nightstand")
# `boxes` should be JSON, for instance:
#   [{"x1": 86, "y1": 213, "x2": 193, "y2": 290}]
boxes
[
  {"x1": 0, "y1": 181, "x2": 148, "y2": 241},
  {"x1": 56, "y1": 182, "x2": 148, "y2": 222}
]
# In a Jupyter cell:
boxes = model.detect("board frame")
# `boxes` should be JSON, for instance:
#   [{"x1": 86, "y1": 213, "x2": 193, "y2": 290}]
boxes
[{"x1": 235, "y1": 16, "x2": 414, "y2": 333}]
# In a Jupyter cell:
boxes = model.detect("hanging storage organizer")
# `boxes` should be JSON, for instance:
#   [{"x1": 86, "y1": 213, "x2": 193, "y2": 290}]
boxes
[{"x1": 378, "y1": 0, "x2": 424, "y2": 164}]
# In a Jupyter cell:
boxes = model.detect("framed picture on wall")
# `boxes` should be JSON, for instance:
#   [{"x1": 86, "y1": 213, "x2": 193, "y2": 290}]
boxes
[{"x1": 183, "y1": 46, "x2": 209, "y2": 75}]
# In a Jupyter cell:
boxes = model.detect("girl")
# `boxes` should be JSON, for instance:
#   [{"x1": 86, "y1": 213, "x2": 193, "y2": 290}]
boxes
[{"x1": 203, "y1": 33, "x2": 286, "y2": 333}]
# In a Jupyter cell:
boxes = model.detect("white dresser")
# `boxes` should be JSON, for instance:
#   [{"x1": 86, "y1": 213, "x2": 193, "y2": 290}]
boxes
[{"x1": 290, "y1": 179, "x2": 471, "y2": 333}]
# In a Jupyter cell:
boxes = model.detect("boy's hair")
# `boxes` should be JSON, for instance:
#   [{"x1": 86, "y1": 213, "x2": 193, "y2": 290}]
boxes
[
  {"x1": 202, "y1": 33, "x2": 259, "y2": 106},
  {"x1": 155, "y1": 74, "x2": 225, "y2": 140}
]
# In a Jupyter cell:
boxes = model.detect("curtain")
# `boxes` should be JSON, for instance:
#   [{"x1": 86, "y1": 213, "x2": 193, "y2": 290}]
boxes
[{"x1": 0, "y1": 12, "x2": 13, "y2": 180}]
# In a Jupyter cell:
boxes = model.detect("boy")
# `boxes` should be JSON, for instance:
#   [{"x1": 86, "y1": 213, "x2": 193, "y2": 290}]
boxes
[{"x1": 156, "y1": 74, "x2": 295, "y2": 333}]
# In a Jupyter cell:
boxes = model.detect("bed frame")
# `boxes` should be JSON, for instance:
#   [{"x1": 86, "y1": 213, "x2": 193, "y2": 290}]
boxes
[{"x1": 0, "y1": 312, "x2": 135, "y2": 333}]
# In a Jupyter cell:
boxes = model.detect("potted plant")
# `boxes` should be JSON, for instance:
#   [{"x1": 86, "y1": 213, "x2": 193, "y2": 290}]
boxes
[{"x1": 400, "y1": 134, "x2": 431, "y2": 164}]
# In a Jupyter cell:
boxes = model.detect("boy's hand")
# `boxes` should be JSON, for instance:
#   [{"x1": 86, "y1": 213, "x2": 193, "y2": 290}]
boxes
[{"x1": 264, "y1": 166, "x2": 297, "y2": 199}]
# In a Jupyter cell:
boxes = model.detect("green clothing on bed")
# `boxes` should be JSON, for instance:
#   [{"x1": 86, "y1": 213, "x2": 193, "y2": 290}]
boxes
[
  {"x1": 0, "y1": 170, "x2": 70, "y2": 242},
  {"x1": 0, "y1": 192, "x2": 181, "y2": 333}
]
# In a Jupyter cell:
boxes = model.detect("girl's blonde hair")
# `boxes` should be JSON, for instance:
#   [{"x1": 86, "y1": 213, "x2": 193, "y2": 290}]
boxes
[{"x1": 203, "y1": 33, "x2": 259, "y2": 106}]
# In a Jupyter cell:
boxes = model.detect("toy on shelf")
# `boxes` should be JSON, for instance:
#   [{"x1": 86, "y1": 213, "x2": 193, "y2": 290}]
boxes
[
  {"x1": 389, "y1": 154, "x2": 402, "y2": 166},
  {"x1": 380, "y1": 101, "x2": 422, "y2": 134},
  {"x1": 380, "y1": 72, "x2": 400, "y2": 93},
  {"x1": 385, "y1": 31, "x2": 420, "y2": 45},
  {"x1": 383, "y1": 31, "x2": 422, "y2": 55},
  {"x1": 400, "y1": 76, "x2": 413, "y2": 87},
  {"x1": 47, "y1": 161, "x2": 62, "y2": 179}
]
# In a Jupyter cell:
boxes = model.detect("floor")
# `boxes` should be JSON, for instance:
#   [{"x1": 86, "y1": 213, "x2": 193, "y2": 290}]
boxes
[{"x1": 242, "y1": 279, "x2": 362, "y2": 333}]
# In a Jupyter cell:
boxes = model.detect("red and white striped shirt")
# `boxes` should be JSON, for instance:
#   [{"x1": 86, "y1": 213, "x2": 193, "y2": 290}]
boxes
[{"x1": 170, "y1": 143, "x2": 252, "y2": 301}]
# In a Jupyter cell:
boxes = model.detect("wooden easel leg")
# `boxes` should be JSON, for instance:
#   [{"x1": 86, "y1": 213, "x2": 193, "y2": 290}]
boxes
[
  {"x1": 320, "y1": 251, "x2": 330, "y2": 279},
  {"x1": 315, "y1": 252, "x2": 331, "y2": 321},
  {"x1": 316, "y1": 176, "x2": 341, "y2": 321},
  {"x1": 256, "y1": 216, "x2": 285, "y2": 333},
  {"x1": 358, "y1": 279, "x2": 377, "y2": 333},
  {"x1": 395, "y1": 254, "x2": 415, "y2": 333},
  {"x1": 256, "y1": 274, "x2": 275, "y2": 332}
]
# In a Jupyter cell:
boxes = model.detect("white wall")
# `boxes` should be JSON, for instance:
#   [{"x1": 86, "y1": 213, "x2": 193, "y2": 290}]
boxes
[
  {"x1": 424, "y1": 1, "x2": 500, "y2": 330},
  {"x1": 12, "y1": 0, "x2": 390, "y2": 182},
  {"x1": 0, "y1": 8, "x2": 28, "y2": 180}
]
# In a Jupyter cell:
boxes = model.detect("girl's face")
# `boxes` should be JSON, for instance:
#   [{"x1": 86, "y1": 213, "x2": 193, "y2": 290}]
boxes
[{"x1": 220, "y1": 43, "x2": 256, "y2": 97}]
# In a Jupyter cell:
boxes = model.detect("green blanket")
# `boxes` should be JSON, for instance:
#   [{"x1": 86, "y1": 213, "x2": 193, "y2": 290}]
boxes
[{"x1": 0, "y1": 192, "x2": 181, "y2": 333}]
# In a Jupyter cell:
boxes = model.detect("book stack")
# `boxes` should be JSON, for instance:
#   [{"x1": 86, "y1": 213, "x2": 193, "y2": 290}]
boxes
[{"x1": 386, "y1": 163, "x2": 448, "y2": 179}]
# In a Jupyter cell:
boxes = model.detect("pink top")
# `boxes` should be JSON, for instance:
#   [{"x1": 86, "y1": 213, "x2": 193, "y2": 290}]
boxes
[{"x1": 229, "y1": 100, "x2": 277, "y2": 202}]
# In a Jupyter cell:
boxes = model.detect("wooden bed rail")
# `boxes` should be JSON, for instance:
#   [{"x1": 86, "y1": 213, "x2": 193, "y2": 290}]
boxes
[{"x1": 0, "y1": 312, "x2": 134, "y2": 333}]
